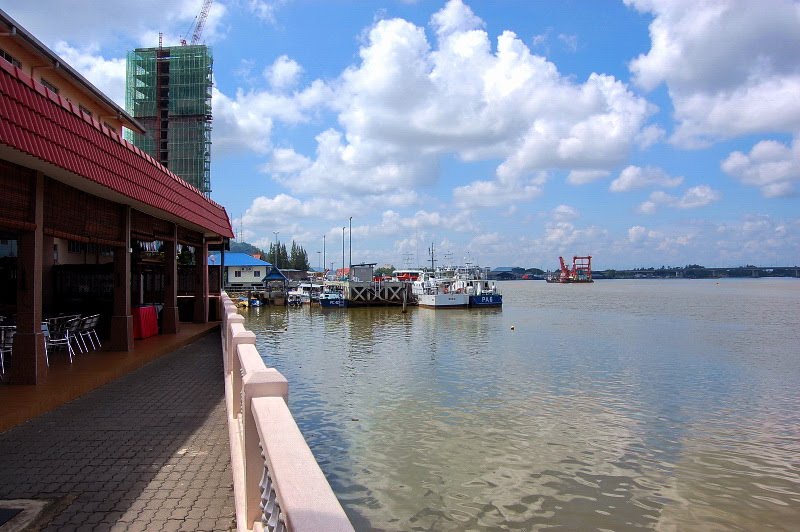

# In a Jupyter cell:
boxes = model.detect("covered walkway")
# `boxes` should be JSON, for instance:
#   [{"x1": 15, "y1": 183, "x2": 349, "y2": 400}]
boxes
[{"x1": 0, "y1": 332, "x2": 234, "y2": 531}]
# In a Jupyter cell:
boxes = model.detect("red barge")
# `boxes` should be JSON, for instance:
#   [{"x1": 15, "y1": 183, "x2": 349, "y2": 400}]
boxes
[{"x1": 545, "y1": 256, "x2": 594, "y2": 283}]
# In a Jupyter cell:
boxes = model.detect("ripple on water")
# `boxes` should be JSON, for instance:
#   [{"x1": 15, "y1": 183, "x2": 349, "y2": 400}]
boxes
[{"x1": 244, "y1": 280, "x2": 800, "y2": 530}]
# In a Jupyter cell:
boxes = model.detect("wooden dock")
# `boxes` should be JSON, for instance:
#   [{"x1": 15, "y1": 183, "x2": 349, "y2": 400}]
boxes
[{"x1": 325, "y1": 280, "x2": 414, "y2": 307}]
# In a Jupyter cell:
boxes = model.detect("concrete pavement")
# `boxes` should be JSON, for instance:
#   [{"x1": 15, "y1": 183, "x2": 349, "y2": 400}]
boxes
[{"x1": 0, "y1": 333, "x2": 235, "y2": 531}]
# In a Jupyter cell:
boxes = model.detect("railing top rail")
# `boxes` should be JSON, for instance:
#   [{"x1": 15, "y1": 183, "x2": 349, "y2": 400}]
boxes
[
  {"x1": 253, "y1": 397, "x2": 354, "y2": 532},
  {"x1": 238, "y1": 343, "x2": 267, "y2": 375}
]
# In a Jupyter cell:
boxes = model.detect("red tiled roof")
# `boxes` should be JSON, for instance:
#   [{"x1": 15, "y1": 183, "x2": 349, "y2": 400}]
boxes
[{"x1": 0, "y1": 59, "x2": 233, "y2": 239}]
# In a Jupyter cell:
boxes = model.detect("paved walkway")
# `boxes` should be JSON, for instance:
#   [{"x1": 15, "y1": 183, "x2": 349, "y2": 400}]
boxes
[{"x1": 0, "y1": 334, "x2": 234, "y2": 531}]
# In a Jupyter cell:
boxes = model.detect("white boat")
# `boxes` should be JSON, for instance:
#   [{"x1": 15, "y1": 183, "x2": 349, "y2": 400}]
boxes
[
  {"x1": 411, "y1": 272, "x2": 469, "y2": 309},
  {"x1": 451, "y1": 265, "x2": 502, "y2": 308},
  {"x1": 287, "y1": 288, "x2": 311, "y2": 305}
]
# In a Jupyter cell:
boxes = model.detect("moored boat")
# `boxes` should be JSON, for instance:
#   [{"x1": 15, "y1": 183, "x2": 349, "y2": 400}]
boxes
[
  {"x1": 451, "y1": 266, "x2": 502, "y2": 307},
  {"x1": 319, "y1": 291, "x2": 347, "y2": 308},
  {"x1": 412, "y1": 272, "x2": 469, "y2": 309}
]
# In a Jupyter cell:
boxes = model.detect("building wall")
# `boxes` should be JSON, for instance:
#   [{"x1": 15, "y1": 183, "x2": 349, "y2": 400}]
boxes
[
  {"x1": 0, "y1": 36, "x2": 125, "y2": 135},
  {"x1": 225, "y1": 265, "x2": 264, "y2": 287}
]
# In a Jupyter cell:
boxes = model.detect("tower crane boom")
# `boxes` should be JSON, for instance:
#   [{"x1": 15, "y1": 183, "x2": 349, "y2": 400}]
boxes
[{"x1": 191, "y1": 0, "x2": 213, "y2": 45}]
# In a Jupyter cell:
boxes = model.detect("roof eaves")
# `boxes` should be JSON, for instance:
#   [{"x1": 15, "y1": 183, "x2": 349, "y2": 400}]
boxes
[{"x1": 0, "y1": 8, "x2": 146, "y2": 134}]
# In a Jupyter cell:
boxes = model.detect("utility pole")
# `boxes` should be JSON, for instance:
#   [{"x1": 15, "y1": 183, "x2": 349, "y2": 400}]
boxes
[{"x1": 349, "y1": 216, "x2": 352, "y2": 272}]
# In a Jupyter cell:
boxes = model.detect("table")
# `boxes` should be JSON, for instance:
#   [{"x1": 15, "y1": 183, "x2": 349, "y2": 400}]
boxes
[{"x1": 132, "y1": 306, "x2": 158, "y2": 339}]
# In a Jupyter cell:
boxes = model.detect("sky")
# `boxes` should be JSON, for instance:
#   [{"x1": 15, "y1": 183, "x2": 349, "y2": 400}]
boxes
[{"x1": 2, "y1": 0, "x2": 800, "y2": 270}]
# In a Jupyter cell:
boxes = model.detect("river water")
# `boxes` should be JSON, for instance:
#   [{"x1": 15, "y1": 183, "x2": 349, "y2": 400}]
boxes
[{"x1": 243, "y1": 279, "x2": 800, "y2": 531}]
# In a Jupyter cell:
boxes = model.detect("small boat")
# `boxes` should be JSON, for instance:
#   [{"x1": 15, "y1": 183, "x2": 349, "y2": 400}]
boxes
[
  {"x1": 452, "y1": 277, "x2": 502, "y2": 307},
  {"x1": 319, "y1": 291, "x2": 347, "y2": 308},
  {"x1": 287, "y1": 288, "x2": 311, "y2": 305},
  {"x1": 412, "y1": 272, "x2": 469, "y2": 309}
]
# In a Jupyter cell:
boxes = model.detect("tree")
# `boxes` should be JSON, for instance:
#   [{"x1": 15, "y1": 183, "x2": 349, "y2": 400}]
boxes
[
  {"x1": 288, "y1": 240, "x2": 310, "y2": 270},
  {"x1": 230, "y1": 240, "x2": 264, "y2": 256},
  {"x1": 375, "y1": 265, "x2": 395, "y2": 277},
  {"x1": 266, "y1": 242, "x2": 288, "y2": 268}
]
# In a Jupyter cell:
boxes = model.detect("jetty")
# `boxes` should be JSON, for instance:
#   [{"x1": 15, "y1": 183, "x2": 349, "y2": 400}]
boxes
[{"x1": 324, "y1": 279, "x2": 413, "y2": 307}]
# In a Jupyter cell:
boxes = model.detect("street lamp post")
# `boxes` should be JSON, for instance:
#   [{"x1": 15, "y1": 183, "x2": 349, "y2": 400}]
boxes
[
  {"x1": 349, "y1": 216, "x2": 352, "y2": 274},
  {"x1": 272, "y1": 231, "x2": 279, "y2": 269}
]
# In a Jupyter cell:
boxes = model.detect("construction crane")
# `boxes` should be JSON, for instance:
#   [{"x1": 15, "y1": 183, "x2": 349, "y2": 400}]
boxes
[{"x1": 181, "y1": 0, "x2": 213, "y2": 45}]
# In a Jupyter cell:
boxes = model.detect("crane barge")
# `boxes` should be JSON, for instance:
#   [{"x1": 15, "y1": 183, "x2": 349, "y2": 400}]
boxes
[{"x1": 545, "y1": 256, "x2": 594, "y2": 283}]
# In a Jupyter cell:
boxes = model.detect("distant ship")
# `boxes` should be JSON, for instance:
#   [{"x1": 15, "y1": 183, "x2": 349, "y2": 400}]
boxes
[{"x1": 546, "y1": 256, "x2": 594, "y2": 283}]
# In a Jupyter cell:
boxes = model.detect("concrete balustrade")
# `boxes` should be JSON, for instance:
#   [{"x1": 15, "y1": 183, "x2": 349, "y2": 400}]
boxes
[
  {"x1": 226, "y1": 318, "x2": 250, "y2": 374},
  {"x1": 219, "y1": 292, "x2": 353, "y2": 532}
]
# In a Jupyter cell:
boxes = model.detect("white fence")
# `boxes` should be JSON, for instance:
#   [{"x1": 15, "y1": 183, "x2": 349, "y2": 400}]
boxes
[{"x1": 220, "y1": 292, "x2": 353, "y2": 532}]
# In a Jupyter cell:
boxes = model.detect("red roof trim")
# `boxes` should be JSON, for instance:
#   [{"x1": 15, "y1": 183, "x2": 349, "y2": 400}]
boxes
[{"x1": 0, "y1": 59, "x2": 233, "y2": 238}]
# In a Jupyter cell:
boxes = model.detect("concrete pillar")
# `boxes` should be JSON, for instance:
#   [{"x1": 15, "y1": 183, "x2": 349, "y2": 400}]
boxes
[
  {"x1": 11, "y1": 172, "x2": 46, "y2": 384},
  {"x1": 110, "y1": 206, "x2": 133, "y2": 351},
  {"x1": 194, "y1": 238, "x2": 208, "y2": 323},
  {"x1": 162, "y1": 224, "x2": 179, "y2": 334}
]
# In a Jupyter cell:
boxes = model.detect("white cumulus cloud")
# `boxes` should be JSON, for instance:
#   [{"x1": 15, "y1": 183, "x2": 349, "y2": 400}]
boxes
[
  {"x1": 721, "y1": 137, "x2": 800, "y2": 197},
  {"x1": 626, "y1": 0, "x2": 800, "y2": 147},
  {"x1": 265, "y1": 55, "x2": 303, "y2": 91},
  {"x1": 610, "y1": 165, "x2": 684, "y2": 192},
  {"x1": 268, "y1": 0, "x2": 655, "y2": 203},
  {"x1": 637, "y1": 185, "x2": 720, "y2": 214}
]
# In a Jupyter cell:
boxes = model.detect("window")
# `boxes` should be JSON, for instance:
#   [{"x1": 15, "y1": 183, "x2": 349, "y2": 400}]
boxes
[
  {"x1": 0, "y1": 48, "x2": 21, "y2": 68},
  {"x1": 103, "y1": 122, "x2": 117, "y2": 134},
  {"x1": 68, "y1": 240, "x2": 83, "y2": 253},
  {"x1": 40, "y1": 78, "x2": 59, "y2": 94},
  {"x1": 79, "y1": 104, "x2": 93, "y2": 117},
  {"x1": 253, "y1": 270, "x2": 260, "y2": 277},
  {"x1": 234, "y1": 271, "x2": 241, "y2": 278}
]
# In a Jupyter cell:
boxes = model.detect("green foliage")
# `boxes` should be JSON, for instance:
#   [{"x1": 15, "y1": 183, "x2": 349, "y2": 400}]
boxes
[
  {"x1": 375, "y1": 265, "x2": 396, "y2": 277},
  {"x1": 230, "y1": 241, "x2": 264, "y2": 256},
  {"x1": 267, "y1": 240, "x2": 310, "y2": 270}
]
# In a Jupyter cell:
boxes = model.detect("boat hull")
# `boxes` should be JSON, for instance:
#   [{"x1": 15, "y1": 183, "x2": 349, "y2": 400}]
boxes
[
  {"x1": 319, "y1": 297, "x2": 347, "y2": 308},
  {"x1": 417, "y1": 293, "x2": 469, "y2": 309},
  {"x1": 469, "y1": 294, "x2": 502, "y2": 307}
]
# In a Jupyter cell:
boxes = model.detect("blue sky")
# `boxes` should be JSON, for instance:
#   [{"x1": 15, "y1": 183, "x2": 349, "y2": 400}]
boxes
[{"x1": 4, "y1": 0, "x2": 800, "y2": 269}]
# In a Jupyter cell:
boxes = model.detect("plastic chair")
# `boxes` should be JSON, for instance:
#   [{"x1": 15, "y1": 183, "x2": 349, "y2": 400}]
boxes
[
  {"x1": 78, "y1": 314, "x2": 101, "y2": 351},
  {"x1": 42, "y1": 321, "x2": 78, "y2": 364},
  {"x1": 0, "y1": 325, "x2": 15, "y2": 375}
]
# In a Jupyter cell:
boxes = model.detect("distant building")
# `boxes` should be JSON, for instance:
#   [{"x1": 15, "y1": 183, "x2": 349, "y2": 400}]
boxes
[
  {"x1": 489, "y1": 267, "x2": 517, "y2": 281},
  {"x1": 125, "y1": 44, "x2": 213, "y2": 194},
  {"x1": 210, "y1": 252, "x2": 270, "y2": 289},
  {"x1": 351, "y1": 263, "x2": 376, "y2": 282}
]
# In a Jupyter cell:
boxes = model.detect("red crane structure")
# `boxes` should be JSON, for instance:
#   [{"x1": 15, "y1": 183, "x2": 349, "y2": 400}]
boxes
[{"x1": 549, "y1": 255, "x2": 594, "y2": 283}]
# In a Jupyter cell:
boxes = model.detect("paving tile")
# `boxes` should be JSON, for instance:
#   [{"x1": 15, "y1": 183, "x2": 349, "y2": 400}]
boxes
[{"x1": 0, "y1": 335, "x2": 234, "y2": 531}]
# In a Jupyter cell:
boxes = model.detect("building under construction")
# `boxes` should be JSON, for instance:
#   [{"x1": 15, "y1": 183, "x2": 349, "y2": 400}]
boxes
[{"x1": 125, "y1": 44, "x2": 212, "y2": 194}]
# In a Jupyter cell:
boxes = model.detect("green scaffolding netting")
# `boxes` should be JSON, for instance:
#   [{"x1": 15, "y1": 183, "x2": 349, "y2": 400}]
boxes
[{"x1": 125, "y1": 45, "x2": 212, "y2": 195}]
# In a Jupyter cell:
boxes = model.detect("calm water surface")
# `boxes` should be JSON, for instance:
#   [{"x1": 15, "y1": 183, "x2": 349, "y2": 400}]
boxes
[{"x1": 243, "y1": 279, "x2": 800, "y2": 530}]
